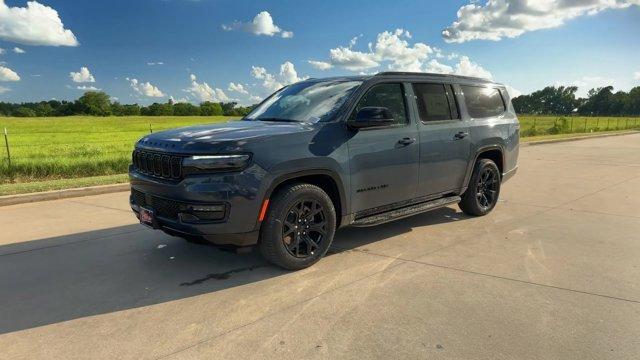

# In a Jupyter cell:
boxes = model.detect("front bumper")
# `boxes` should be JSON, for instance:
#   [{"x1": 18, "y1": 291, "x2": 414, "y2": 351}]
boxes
[{"x1": 129, "y1": 164, "x2": 267, "y2": 247}]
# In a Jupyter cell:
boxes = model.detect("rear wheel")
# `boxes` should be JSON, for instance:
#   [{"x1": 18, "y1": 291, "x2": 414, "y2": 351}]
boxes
[
  {"x1": 259, "y1": 183, "x2": 336, "y2": 270},
  {"x1": 459, "y1": 158, "x2": 501, "y2": 216}
]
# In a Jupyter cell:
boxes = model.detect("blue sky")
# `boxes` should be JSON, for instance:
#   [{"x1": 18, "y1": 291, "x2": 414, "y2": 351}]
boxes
[{"x1": 0, "y1": 0, "x2": 639, "y2": 104}]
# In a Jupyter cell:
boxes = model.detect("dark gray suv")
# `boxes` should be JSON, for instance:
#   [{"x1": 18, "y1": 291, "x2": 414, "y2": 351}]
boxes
[{"x1": 130, "y1": 72, "x2": 519, "y2": 269}]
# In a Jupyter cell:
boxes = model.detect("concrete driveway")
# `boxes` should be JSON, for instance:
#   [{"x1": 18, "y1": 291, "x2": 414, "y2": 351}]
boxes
[{"x1": 1, "y1": 134, "x2": 639, "y2": 359}]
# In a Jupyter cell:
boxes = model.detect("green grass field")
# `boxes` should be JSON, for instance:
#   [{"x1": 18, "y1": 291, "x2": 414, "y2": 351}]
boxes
[
  {"x1": 0, "y1": 115, "x2": 638, "y2": 190},
  {"x1": 0, "y1": 116, "x2": 237, "y2": 184},
  {"x1": 518, "y1": 116, "x2": 640, "y2": 137}
]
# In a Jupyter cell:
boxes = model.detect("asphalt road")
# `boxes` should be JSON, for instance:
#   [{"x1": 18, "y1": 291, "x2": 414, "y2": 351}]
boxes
[{"x1": 1, "y1": 134, "x2": 639, "y2": 360}]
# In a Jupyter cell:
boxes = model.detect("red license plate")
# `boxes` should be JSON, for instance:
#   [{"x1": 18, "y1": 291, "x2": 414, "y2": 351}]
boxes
[{"x1": 139, "y1": 207, "x2": 156, "y2": 228}]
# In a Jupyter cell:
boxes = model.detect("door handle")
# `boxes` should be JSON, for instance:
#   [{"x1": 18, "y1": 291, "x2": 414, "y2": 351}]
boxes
[
  {"x1": 454, "y1": 131, "x2": 469, "y2": 140},
  {"x1": 398, "y1": 137, "x2": 416, "y2": 145}
]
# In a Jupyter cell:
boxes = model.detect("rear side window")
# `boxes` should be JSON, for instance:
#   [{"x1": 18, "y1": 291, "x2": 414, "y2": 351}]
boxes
[
  {"x1": 412, "y1": 83, "x2": 459, "y2": 122},
  {"x1": 460, "y1": 85, "x2": 505, "y2": 118},
  {"x1": 352, "y1": 83, "x2": 408, "y2": 125}
]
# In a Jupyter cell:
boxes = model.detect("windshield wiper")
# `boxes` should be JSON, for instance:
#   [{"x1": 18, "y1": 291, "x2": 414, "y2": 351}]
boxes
[{"x1": 254, "y1": 117, "x2": 300, "y2": 122}]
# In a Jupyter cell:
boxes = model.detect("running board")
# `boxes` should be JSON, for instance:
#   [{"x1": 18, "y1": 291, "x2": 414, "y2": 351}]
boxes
[{"x1": 351, "y1": 195, "x2": 461, "y2": 227}]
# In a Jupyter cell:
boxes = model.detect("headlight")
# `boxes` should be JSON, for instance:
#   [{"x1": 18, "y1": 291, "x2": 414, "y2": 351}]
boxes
[{"x1": 182, "y1": 154, "x2": 251, "y2": 172}]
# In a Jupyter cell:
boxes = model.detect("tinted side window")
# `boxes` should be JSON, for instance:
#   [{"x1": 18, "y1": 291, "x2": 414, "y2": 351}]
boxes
[
  {"x1": 352, "y1": 83, "x2": 408, "y2": 125},
  {"x1": 412, "y1": 83, "x2": 458, "y2": 122},
  {"x1": 460, "y1": 85, "x2": 505, "y2": 118}
]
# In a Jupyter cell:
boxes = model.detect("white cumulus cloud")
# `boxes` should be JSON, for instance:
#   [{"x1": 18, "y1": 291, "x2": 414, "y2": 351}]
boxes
[
  {"x1": 0, "y1": 0, "x2": 79, "y2": 46},
  {"x1": 185, "y1": 74, "x2": 229, "y2": 102},
  {"x1": 0, "y1": 85, "x2": 10, "y2": 93},
  {"x1": 69, "y1": 66, "x2": 95, "y2": 83},
  {"x1": 443, "y1": 0, "x2": 640, "y2": 43},
  {"x1": 222, "y1": 11, "x2": 293, "y2": 38},
  {"x1": 327, "y1": 46, "x2": 379, "y2": 71},
  {"x1": 634, "y1": 71, "x2": 640, "y2": 80},
  {"x1": 0, "y1": 65, "x2": 20, "y2": 81},
  {"x1": 127, "y1": 78, "x2": 165, "y2": 98},
  {"x1": 424, "y1": 59, "x2": 454, "y2": 74},
  {"x1": 228, "y1": 82, "x2": 249, "y2": 95},
  {"x1": 454, "y1": 56, "x2": 493, "y2": 80},
  {"x1": 279, "y1": 61, "x2": 303, "y2": 84},
  {"x1": 308, "y1": 60, "x2": 334, "y2": 71},
  {"x1": 251, "y1": 61, "x2": 306, "y2": 92},
  {"x1": 315, "y1": 29, "x2": 433, "y2": 72},
  {"x1": 12, "y1": 47, "x2": 25, "y2": 54},
  {"x1": 311, "y1": 29, "x2": 495, "y2": 80},
  {"x1": 76, "y1": 85, "x2": 100, "y2": 91}
]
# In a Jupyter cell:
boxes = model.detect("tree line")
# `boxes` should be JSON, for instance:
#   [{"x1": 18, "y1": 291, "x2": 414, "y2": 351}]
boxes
[
  {"x1": 512, "y1": 85, "x2": 640, "y2": 116},
  {"x1": 0, "y1": 91, "x2": 257, "y2": 117},
  {"x1": 2, "y1": 85, "x2": 640, "y2": 118}
]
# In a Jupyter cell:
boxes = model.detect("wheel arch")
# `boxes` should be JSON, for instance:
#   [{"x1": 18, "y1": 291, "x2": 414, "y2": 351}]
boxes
[
  {"x1": 262, "y1": 169, "x2": 347, "y2": 227},
  {"x1": 462, "y1": 145, "x2": 505, "y2": 191}
]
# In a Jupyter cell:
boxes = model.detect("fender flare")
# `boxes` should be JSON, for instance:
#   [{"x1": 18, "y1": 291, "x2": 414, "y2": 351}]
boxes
[
  {"x1": 462, "y1": 145, "x2": 505, "y2": 190},
  {"x1": 262, "y1": 168, "x2": 348, "y2": 216}
]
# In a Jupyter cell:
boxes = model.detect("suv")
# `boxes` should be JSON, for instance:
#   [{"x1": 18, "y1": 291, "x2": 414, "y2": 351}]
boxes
[{"x1": 130, "y1": 72, "x2": 519, "y2": 270}]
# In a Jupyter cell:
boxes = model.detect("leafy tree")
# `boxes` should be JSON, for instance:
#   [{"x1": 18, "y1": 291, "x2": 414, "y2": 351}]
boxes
[
  {"x1": 512, "y1": 86, "x2": 578, "y2": 115},
  {"x1": 173, "y1": 102, "x2": 201, "y2": 116},
  {"x1": 13, "y1": 107, "x2": 37, "y2": 117},
  {"x1": 624, "y1": 87, "x2": 640, "y2": 115},
  {"x1": 142, "y1": 102, "x2": 173, "y2": 116},
  {"x1": 77, "y1": 91, "x2": 112, "y2": 116},
  {"x1": 220, "y1": 101, "x2": 240, "y2": 116},
  {"x1": 110, "y1": 102, "x2": 124, "y2": 116},
  {"x1": 200, "y1": 101, "x2": 223, "y2": 116},
  {"x1": 121, "y1": 104, "x2": 141, "y2": 116},
  {"x1": 579, "y1": 86, "x2": 615, "y2": 116},
  {"x1": 34, "y1": 102, "x2": 55, "y2": 117}
]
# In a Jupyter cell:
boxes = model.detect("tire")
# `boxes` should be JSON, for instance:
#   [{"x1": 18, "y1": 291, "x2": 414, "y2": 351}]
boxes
[
  {"x1": 259, "y1": 183, "x2": 336, "y2": 270},
  {"x1": 459, "y1": 158, "x2": 501, "y2": 216}
]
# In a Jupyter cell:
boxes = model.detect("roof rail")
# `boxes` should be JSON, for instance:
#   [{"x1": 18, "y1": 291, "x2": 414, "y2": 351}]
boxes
[{"x1": 375, "y1": 71, "x2": 495, "y2": 83}]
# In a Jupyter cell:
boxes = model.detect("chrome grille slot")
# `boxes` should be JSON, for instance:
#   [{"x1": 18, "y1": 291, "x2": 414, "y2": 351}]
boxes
[{"x1": 132, "y1": 150, "x2": 183, "y2": 180}]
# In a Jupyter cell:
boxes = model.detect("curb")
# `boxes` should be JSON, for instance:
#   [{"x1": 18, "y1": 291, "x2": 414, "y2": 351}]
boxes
[
  {"x1": 521, "y1": 130, "x2": 639, "y2": 146},
  {"x1": 0, "y1": 183, "x2": 130, "y2": 207}
]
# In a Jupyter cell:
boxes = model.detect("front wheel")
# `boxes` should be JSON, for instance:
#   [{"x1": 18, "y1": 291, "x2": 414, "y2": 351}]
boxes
[
  {"x1": 259, "y1": 183, "x2": 336, "y2": 270},
  {"x1": 459, "y1": 158, "x2": 501, "y2": 216}
]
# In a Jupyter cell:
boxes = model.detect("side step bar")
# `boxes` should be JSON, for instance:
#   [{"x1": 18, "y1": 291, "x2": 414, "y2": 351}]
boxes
[{"x1": 351, "y1": 195, "x2": 461, "y2": 227}]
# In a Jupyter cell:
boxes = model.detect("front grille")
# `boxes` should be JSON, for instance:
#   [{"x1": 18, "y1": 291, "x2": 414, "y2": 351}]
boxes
[
  {"x1": 131, "y1": 189, "x2": 181, "y2": 220},
  {"x1": 132, "y1": 149, "x2": 183, "y2": 180}
]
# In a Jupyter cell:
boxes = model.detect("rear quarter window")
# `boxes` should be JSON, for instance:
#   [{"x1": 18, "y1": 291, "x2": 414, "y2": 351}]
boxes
[{"x1": 460, "y1": 85, "x2": 505, "y2": 118}]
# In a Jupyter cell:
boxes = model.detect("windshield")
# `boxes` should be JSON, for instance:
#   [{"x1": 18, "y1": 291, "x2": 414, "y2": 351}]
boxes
[{"x1": 244, "y1": 80, "x2": 362, "y2": 123}]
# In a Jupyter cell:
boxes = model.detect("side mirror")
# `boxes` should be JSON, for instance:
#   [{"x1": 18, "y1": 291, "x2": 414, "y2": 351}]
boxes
[{"x1": 351, "y1": 107, "x2": 395, "y2": 128}]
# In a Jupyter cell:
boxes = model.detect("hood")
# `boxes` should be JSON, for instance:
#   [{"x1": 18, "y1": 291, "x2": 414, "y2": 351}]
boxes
[{"x1": 136, "y1": 120, "x2": 317, "y2": 154}]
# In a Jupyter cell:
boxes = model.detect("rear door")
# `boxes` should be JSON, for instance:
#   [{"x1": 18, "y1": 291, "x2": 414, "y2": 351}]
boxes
[
  {"x1": 346, "y1": 82, "x2": 420, "y2": 213},
  {"x1": 412, "y1": 83, "x2": 471, "y2": 196}
]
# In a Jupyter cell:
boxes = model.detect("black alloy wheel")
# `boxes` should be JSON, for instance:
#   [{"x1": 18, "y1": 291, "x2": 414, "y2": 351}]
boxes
[
  {"x1": 459, "y1": 158, "x2": 501, "y2": 216},
  {"x1": 259, "y1": 183, "x2": 336, "y2": 270},
  {"x1": 476, "y1": 166, "x2": 499, "y2": 211},
  {"x1": 282, "y1": 199, "x2": 328, "y2": 258}
]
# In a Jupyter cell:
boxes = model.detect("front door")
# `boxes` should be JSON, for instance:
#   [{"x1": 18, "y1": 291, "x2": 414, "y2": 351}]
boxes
[
  {"x1": 412, "y1": 83, "x2": 471, "y2": 196},
  {"x1": 346, "y1": 82, "x2": 420, "y2": 213}
]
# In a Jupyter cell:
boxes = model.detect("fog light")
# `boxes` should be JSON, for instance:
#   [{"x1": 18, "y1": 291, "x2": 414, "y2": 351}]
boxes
[
  {"x1": 187, "y1": 205, "x2": 225, "y2": 212},
  {"x1": 179, "y1": 204, "x2": 226, "y2": 223}
]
